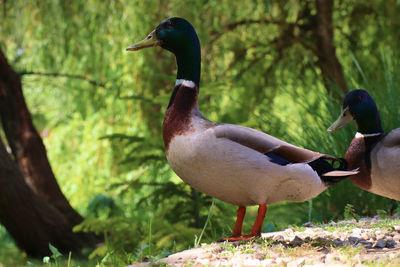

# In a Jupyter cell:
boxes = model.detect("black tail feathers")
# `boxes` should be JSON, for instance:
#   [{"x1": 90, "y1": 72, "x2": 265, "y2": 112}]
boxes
[{"x1": 307, "y1": 157, "x2": 349, "y2": 186}]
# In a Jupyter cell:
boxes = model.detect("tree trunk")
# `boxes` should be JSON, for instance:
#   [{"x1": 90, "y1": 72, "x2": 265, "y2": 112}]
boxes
[
  {"x1": 312, "y1": 0, "x2": 348, "y2": 99},
  {"x1": 0, "y1": 48, "x2": 101, "y2": 257},
  {"x1": 0, "y1": 138, "x2": 95, "y2": 257},
  {"x1": 0, "y1": 49, "x2": 82, "y2": 225}
]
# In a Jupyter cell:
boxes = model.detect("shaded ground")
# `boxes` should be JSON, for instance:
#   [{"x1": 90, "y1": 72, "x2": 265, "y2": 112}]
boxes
[{"x1": 131, "y1": 217, "x2": 400, "y2": 266}]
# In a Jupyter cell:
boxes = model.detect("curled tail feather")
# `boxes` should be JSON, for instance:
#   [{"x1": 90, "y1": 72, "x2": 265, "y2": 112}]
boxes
[{"x1": 307, "y1": 157, "x2": 358, "y2": 186}]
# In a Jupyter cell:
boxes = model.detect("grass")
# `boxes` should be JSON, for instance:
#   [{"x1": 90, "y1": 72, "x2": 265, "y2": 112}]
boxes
[
  {"x1": 194, "y1": 199, "x2": 215, "y2": 248},
  {"x1": 0, "y1": 228, "x2": 105, "y2": 267},
  {"x1": 317, "y1": 217, "x2": 400, "y2": 233},
  {"x1": 0, "y1": 246, "x2": 97, "y2": 267}
]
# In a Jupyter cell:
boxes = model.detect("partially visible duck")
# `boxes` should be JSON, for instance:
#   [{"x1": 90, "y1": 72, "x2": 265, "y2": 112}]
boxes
[
  {"x1": 126, "y1": 17, "x2": 358, "y2": 241},
  {"x1": 328, "y1": 89, "x2": 400, "y2": 201}
]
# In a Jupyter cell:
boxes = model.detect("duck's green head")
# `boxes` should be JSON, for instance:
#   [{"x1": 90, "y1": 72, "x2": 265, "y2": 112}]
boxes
[
  {"x1": 126, "y1": 17, "x2": 201, "y2": 85},
  {"x1": 126, "y1": 17, "x2": 198, "y2": 53},
  {"x1": 328, "y1": 89, "x2": 382, "y2": 134}
]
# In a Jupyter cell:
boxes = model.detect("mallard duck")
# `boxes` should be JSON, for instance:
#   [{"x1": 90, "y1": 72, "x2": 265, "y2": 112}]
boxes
[
  {"x1": 126, "y1": 17, "x2": 357, "y2": 241},
  {"x1": 328, "y1": 89, "x2": 400, "y2": 201}
]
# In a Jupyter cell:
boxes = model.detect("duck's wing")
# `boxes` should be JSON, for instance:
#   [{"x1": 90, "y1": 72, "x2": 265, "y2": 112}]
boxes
[
  {"x1": 382, "y1": 128, "x2": 400, "y2": 148},
  {"x1": 212, "y1": 124, "x2": 358, "y2": 178},
  {"x1": 213, "y1": 124, "x2": 329, "y2": 163}
]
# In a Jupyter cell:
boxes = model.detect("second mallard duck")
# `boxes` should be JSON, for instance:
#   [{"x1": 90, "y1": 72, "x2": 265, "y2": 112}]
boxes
[
  {"x1": 127, "y1": 17, "x2": 357, "y2": 241},
  {"x1": 328, "y1": 89, "x2": 400, "y2": 201}
]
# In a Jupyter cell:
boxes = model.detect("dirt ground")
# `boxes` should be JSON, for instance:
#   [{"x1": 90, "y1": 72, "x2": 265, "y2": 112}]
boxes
[{"x1": 130, "y1": 217, "x2": 400, "y2": 266}]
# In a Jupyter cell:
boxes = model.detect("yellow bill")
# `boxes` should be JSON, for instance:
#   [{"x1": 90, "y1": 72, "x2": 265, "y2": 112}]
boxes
[
  {"x1": 126, "y1": 30, "x2": 160, "y2": 51},
  {"x1": 327, "y1": 107, "x2": 354, "y2": 132}
]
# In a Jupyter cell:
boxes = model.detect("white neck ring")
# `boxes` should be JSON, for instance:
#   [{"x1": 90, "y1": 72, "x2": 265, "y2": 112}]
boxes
[
  {"x1": 355, "y1": 132, "x2": 383, "y2": 138},
  {"x1": 175, "y1": 79, "x2": 196, "y2": 88}
]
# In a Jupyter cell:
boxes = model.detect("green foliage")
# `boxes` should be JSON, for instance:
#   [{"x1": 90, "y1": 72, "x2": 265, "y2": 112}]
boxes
[
  {"x1": 0, "y1": 227, "x2": 96, "y2": 267},
  {"x1": 1, "y1": 0, "x2": 400, "y2": 265},
  {"x1": 43, "y1": 244, "x2": 63, "y2": 267},
  {"x1": 376, "y1": 209, "x2": 388, "y2": 219},
  {"x1": 86, "y1": 194, "x2": 123, "y2": 219},
  {"x1": 343, "y1": 204, "x2": 360, "y2": 221}
]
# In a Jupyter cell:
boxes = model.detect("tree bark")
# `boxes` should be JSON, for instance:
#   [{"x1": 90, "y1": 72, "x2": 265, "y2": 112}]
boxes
[
  {"x1": 312, "y1": 0, "x2": 348, "y2": 99},
  {"x1": 0, "y1": 138, "x2": 94, "y2": 257},
  {"x1": 0, "y1": 49, "x2": 82, "y2": 225},
  {"x1": 0, "y1": 48, "x2": 101, "y2": 257}
]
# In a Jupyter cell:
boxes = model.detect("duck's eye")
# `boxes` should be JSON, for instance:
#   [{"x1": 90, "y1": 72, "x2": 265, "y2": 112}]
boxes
[{"x1": 166, "y1": 22, "x2": 174, "y2": 28}]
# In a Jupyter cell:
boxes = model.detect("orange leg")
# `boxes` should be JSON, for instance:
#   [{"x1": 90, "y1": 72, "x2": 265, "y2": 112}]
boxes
[
  {"x1": 245, "y1": 203, "x2": 267, "y2": 237},
  {"x1": 218, "y1": 204, "x2": 267, "y2": 242},
  {"x1": 232, "y1": 206, "x2": 246, "y2": 237}
]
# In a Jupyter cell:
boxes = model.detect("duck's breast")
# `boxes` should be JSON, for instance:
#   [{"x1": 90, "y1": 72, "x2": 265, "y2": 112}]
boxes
[{"x1": 346, "y1": 137, "x2": 372, "y2": 190}]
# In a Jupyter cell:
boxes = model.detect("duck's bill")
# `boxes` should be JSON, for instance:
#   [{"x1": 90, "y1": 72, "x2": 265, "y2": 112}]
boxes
[
  {"x1": 126, "y1": 30, "x2": 160, "y2": 51},
  {"x1": 327, "y1": 107, "x2": 353, "y2": 132}
]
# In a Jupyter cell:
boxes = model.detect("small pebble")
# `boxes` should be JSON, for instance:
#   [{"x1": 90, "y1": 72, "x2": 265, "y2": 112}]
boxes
[
  {"x1": 276, "y1": 257, "x2": 291, "y2": 265},
  {"x1": 303, "y1": 221, "x2": 313, "y2": 227},
  {"x1": 289, "y1": 236, "x2": 303, "y2": 246},
  {"x1": 287, "y1": 261, "x2": 298, "y2": 267},
  {"x1": 348, "y1": 236, "x2": 362, "y2": 245},
  {"x1": 393, "y1": 234, "x2": 400, "y2": 241},
  {"x1": 324, "y1": 254, "x2": 338, "y2": 264},
  {"x1": 260, "y1": 259, "x2": 275, "y2": 265},
  {"x1": 386, "y1": 239, "x2": 397, "y2": 248},
  {"x1": 243, "y1": 258, "x2": 261, "y2": 266},
  {"x1": 374, "y1": 238, "x2": 387, "y2": 248},
  {"x1": 273, "y1": 235, "x2": 284, "y2": 241},
  {"x1": 361, "y1": 233, "x2": 369, "y2": 240},
  {"x1": 287, "y1": 258, "x2": 305, "y2": 267},
  {"x1": 197, "y1": 259, "x2": 210, "y2": 265},
  {"x1": 376, "y1": 234, "x2": 386, "y2": 240}
]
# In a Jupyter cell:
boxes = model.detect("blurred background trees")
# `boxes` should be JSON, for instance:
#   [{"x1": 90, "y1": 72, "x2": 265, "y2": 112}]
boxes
[{"x1": 1, "y1": 0, "x2": 399, "y2": 264}]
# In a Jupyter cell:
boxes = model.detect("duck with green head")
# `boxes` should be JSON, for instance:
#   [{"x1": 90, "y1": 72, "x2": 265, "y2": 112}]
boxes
[
  {"x1": 127, "y1": 17, "x2": 357, "y2": 241},
  {"x1": 328, "y1": 89, "x2": 400, "y2": 201}
]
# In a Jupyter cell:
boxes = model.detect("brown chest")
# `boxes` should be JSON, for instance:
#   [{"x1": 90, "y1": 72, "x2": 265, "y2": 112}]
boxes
[
  {"x1": 162, "y1": 85, "x2": 198, "y2": 151},
  {"x1": 345, "y1": 137, "x2": 372, "y2": 190},
  {"x1": 163, "y1": 109, "x2": 194, "y2": 151}
]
